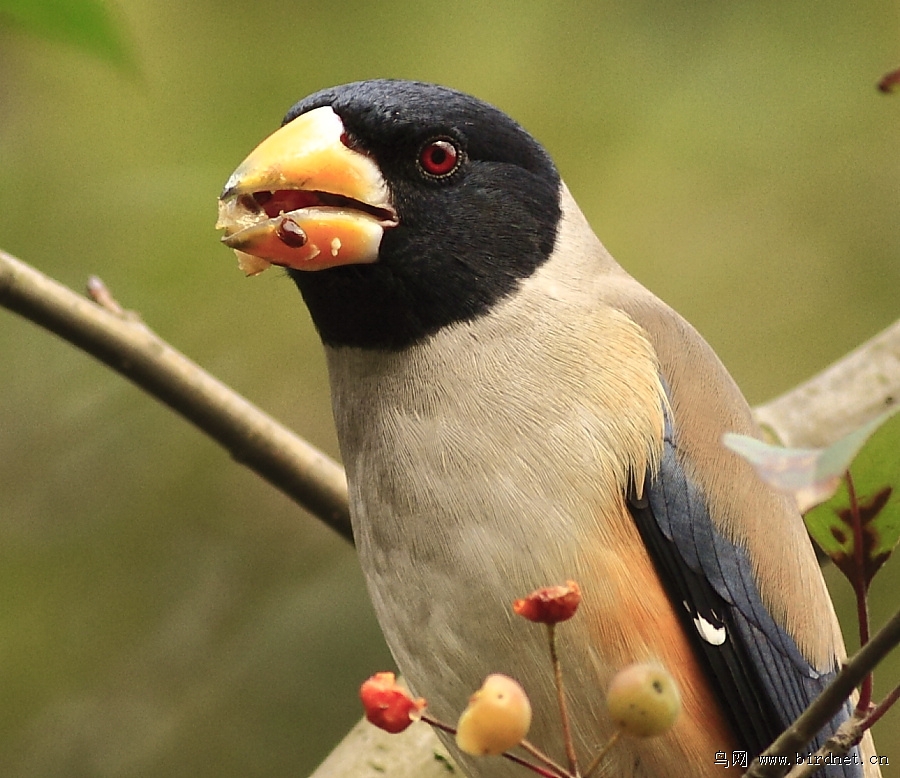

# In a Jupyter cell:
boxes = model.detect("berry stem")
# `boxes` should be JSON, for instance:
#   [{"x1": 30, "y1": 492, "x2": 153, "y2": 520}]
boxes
[
  {"x1": 519, "y1": 738, "x2": 574, "y2": 778},
  {"x1": 860, "y1": 682, "x2": 900, "y2": 730},
  {"x1": 546, "y1": 623, "x2": 581, "y2": 776},
  {"x1": 420, "y1": 713, "x2": 456, "y2": 736},
  {"x1": 504, "y1": 749, "x2": 567, "y2": 778},
  {"x1": 423, "y1": 713, "x2": 569, "y2": 778},
  {"x1": 583, "y1": 730, "x2": 620, "y2": 778}
]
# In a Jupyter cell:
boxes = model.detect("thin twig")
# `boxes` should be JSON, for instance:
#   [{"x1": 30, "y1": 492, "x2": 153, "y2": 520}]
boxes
[{"x1": 0, "y1": 249, "x2": 352, "y2": 541}]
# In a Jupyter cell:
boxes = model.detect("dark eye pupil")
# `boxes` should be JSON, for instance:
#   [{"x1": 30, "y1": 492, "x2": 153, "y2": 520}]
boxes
[{"x1": 429, "y1": 147, "x2": 447, "y2": 166}]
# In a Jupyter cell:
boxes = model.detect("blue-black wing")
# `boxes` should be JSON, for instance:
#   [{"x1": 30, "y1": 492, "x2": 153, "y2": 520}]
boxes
[{"x1": 626, "y1": 407, "x2": 860, "y2": 777}]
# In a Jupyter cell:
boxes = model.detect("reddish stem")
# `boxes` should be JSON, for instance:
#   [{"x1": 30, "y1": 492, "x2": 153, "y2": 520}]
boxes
[
  {"x1": 519, "y1": 738, "x2": 574, "y2": 778},
  {"x1": 547, "y1": 624, "x2": 581, "y2": 776},
  {"x1": 421, "y1": 714, "x2": 456, "y2": 736},
  {"x1": 861, "y1": 683, "x2": 900, "y2": 730},
  {"x1": 504, "y1": 751, "x2": 564, "y2": 778},
  {"x1": 844, "y1": 471, "x2": 872, "y2": 712},
  {"x1": 420, "y1": 714, "x2": 572, "y2": 778}
]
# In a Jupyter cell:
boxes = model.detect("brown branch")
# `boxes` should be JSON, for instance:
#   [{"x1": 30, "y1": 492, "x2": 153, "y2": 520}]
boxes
[{"x1": 0, "y1": 248, "x2": 352, "y2": 542}]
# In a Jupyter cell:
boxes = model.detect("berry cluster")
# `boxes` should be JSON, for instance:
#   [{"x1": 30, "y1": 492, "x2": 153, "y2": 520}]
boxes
[{"x1": 358, "y1": 580, "x2": 681, "y2": 778}]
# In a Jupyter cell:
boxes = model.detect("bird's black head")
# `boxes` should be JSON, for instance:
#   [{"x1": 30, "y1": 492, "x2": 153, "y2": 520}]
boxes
[{"x1": 226, "y1": 80, "x2": 562, "y2": 350}]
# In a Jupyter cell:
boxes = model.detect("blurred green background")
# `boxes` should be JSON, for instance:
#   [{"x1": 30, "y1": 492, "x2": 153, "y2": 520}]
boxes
[{"x1": 0, "y1": 1, "x2": 898, "y2": 776}]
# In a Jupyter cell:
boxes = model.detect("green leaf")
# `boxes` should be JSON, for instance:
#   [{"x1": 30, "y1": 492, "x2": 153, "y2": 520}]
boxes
[
  {"x1": 806, "y1": 411, "x2": 900, "y2": 586},
  {"x1": 725, "y1": 409, "x2": 900, "y2": 586},
  {"x1": 0, "y1": 0, "x2": 132, "y2": 69}
]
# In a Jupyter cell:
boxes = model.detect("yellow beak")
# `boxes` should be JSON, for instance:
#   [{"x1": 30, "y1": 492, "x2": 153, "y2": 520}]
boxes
[{"x1": 216, "y1": 106, "x2": 398, "y2": 275}]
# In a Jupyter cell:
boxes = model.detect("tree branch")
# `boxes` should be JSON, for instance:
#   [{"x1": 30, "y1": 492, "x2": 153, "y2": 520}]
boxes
[
  {"x1": 0, "y1": 249, "x2": 352, "y2": 542},
  {"x1": 745, "y1": 607, "x2": 900, "y2": 777},
  {"x1": 754, "y1": 319, "x2": 900, "y2": 448}
]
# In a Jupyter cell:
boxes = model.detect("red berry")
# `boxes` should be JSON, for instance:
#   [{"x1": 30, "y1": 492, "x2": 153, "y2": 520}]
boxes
[
  {"x1": 359, "y1": 672, "x2": 425, "y2": 734},
  {"x1": 513, "y1": 580, "x2": 582, "y2": 624}
]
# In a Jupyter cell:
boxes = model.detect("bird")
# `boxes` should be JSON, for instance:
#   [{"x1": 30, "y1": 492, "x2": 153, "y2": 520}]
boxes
[{"x1": 217, "y1": 79, "x2": 879, "y2": 778}]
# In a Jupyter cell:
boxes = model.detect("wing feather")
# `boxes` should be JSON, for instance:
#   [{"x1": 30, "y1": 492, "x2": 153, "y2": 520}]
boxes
[{"x1": 627, "y1": 406, "x2": 860, "y2": 776}]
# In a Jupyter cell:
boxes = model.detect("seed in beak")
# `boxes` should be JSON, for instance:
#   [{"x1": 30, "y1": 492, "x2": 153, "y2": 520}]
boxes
[{"x1": 276, "y1": 216, "x2": 308, "y2": 248}]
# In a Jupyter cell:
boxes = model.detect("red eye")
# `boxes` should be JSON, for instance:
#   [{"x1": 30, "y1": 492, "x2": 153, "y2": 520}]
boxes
[{"x1": 419, "y1": 139, "x2": 460, "y2": 177}]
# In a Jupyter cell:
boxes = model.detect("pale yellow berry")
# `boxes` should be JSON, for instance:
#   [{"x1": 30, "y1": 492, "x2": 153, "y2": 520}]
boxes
[
  {"x1": 606, "y1": 663, "x2": 681, "y2": 737},
  {"x1": 455, "y1": 674, "x2": 532, "y2": 756}
]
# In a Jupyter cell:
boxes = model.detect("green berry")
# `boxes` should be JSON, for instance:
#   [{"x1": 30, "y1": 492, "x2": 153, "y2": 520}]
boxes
[{"x1": 606, "y1": 663, "x2": 680, "y2": 737}]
